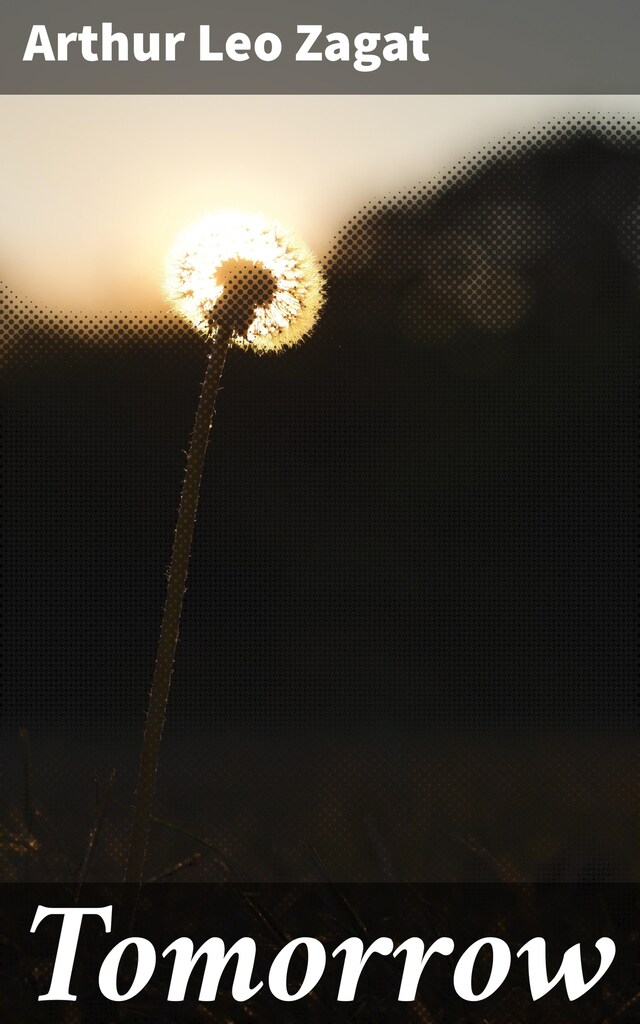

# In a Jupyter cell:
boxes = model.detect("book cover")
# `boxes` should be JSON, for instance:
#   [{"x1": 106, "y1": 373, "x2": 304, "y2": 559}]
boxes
[{"x1": 0, "y1": 1, "x2": 637, "y2": 1019}]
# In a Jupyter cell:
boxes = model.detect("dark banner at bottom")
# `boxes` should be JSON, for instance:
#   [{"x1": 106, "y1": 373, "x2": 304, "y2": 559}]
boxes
[{"x1": 1, "y1": 883, "x2": 637, "y2": 1021}]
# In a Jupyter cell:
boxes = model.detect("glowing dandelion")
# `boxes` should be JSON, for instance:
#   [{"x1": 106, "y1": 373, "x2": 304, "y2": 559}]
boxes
[
  {"x1": 165, "y1": 211, "x2": 323, "y2": 351},
  {"x1": 125, "y1": 214, "x2": 324, "y2": 890}
]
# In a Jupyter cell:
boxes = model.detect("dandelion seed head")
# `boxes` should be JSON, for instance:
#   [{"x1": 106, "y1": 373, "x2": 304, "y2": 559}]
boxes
[{"x1": 165, "y1": 212, "x2": 324, "y2": 353}]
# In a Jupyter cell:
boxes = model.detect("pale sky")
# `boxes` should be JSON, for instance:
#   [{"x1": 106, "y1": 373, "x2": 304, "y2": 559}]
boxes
[{"x1": 1, "y1": 95, "x2": 638, "y2": 315}]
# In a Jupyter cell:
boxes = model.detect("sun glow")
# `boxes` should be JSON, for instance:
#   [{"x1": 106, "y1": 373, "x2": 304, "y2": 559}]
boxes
[{"x1": 165, "y1": 211, "x2": 324, "y2": 353}]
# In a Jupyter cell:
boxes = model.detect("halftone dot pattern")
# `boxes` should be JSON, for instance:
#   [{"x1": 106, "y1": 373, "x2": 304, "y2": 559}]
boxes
[
  {"x1": 212, "y1": 261, "x2": 279, "y2": 337},
  {"x1": 1, "y1": 116, "x2": 638, "y2": 882},
  {"x1": 1, "y1": 297, "x2": 199, "y2": 371},
  {"x1": 326, "y1": 114, "x2": 640, "y2": 351}
]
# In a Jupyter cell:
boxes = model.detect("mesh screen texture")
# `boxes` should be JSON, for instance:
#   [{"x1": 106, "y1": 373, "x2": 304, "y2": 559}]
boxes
[{"x1": 1, "y1": 116, "x2": 638, "y2": 883}]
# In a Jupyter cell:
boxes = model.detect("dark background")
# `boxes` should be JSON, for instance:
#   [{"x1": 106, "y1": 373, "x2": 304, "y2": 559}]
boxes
[{"x1": 1, "y1": 118, "x2": 637, "y2": 882}]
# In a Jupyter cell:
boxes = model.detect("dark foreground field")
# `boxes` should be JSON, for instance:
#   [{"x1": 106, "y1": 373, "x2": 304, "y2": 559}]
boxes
[{"x1": 1, "y1": 732, "x2": 635, "y2": 884}]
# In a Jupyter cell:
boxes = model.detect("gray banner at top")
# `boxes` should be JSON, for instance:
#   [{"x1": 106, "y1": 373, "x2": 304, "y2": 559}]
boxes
[{"x1": 1, "y1": 0, "x2": 639, "y2": 94}]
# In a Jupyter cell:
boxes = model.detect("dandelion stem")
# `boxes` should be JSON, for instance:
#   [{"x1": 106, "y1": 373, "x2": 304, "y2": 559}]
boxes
[{"x1": 125, "y1": 328, "x2": 230, "y2": 887}]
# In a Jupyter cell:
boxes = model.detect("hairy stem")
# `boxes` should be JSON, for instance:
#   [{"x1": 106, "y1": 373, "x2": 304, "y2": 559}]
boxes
[{"x1": 125, "y1": 330, "x2": 230, "y2": 887}]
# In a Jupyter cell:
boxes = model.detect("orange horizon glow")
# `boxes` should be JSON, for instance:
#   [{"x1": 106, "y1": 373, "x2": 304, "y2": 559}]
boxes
[{"x1": 1, "y1": 94, "x2": 638, "y2": 316}]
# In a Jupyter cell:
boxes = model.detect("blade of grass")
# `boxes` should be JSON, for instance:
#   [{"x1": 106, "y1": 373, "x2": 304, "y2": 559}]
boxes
[
  {"x1": 75, "y1": 769, "x2": 116, "y2": 897},
  {"x1": 18, "y1": 728, "x2": 34, "y2": 881},
  {"x1": 144, "y1": 851, "x2": 201, "y2": 883}
]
